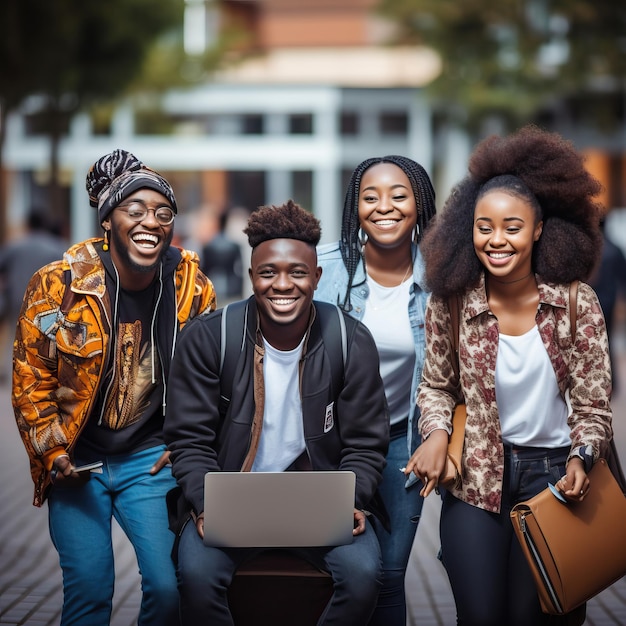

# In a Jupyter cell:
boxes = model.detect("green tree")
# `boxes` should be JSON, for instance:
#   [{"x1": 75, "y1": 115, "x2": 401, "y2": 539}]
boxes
[
  {"x1": 377, "y1": 0, "x2": 626, "y2": 130},
  {"x1": 0, "y1": 0, "x2": 184, "y2": 238}
]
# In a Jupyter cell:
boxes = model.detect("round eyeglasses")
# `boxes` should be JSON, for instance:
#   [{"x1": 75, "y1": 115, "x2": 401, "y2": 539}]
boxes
[{"x1": 116, "y1": 203, "x2": 175, "y2": 226}]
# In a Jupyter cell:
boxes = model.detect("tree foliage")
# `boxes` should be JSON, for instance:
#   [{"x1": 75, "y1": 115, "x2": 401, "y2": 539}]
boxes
[
  {"x1": 377, "y1": 0, "x2": 626, "y2": 128},
  {"x1": 0, "y1": 0, "x2": 184, "y2": 110},
  {"x1": 0, "y1": 0, "x2": 184, "y2": 233}
]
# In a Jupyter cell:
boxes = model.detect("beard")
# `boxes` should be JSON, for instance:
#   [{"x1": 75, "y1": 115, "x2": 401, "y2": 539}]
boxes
[{"x1": 109, "y1": 227, "x2": 174, "y2": 274}]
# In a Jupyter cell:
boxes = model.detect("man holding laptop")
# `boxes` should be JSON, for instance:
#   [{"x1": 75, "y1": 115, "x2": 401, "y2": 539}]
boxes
[{"x1": 164, "y1": 200, "x2": 390, "y2": 625}]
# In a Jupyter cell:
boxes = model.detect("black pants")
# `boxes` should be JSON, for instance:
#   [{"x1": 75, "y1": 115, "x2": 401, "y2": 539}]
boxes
[{"x1": 439, "y1": 445, "x2": 584, "y2": 626}]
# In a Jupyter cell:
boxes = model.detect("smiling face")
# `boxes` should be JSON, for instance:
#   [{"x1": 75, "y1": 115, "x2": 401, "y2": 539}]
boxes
[
  {"x1": 473, "y1": 190, "x2": 543, "y2": 282},
  {"x1": 102, "y1": 188, "x2": 174, "y2": 289},
  {"x1": 357, "y1": 162, "x2": 417, "y2": 251},
  {"x1": 249, "y1": 238, "x2": 322, "y2": 350}
]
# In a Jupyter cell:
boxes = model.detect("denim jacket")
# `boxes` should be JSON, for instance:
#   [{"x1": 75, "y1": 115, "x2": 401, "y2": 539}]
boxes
[{"x1": 316, "y1": 241, "x2": 428, "y2": 485}]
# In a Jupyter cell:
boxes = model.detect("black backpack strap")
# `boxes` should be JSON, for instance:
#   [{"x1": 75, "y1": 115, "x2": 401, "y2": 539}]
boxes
[
  {"x1": 315, "y1": 302, "x2": 347, "y2": 398},
  {"x1": 219, "y1": 299, "x2": 249, "y2": 405},
  {"x1": 219, "y1": 300, "x2": 347, "y2": 407}
]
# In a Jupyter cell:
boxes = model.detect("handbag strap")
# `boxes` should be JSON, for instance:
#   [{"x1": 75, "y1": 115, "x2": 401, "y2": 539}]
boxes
[{"x1": 448, "y1": 294, "x2": 461, "y2": 379}]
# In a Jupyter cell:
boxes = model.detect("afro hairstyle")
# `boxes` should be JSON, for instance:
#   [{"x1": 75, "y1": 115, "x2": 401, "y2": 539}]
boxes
[
  {"x1": 421, "y1": 125, "x2": 605, "y2": 298},
  {"x1": 244, "y1": 199, "x2": 321, "y2": 249}
]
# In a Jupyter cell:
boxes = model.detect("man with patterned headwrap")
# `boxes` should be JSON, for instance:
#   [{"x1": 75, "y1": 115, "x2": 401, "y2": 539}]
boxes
[{"x1": 12, "y1": 149, "x2": 216, "y2": 626}]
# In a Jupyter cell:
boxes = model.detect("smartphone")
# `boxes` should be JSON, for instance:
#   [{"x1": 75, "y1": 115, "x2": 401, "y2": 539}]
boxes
[
  {"x1": 73, "y1": 461, "x2": 104, "y2": 474},
  {"x1": 548, "y1": 482, "x2": 567, "y2": 503}
]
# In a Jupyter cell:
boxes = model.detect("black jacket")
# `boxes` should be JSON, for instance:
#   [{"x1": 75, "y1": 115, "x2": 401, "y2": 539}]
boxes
[{"x1": 164, "y1": 298, "x2": 389, "y2": 523}]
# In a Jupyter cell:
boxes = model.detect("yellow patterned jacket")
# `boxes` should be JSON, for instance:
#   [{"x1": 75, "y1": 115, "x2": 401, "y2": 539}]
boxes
[{"x1": 12, "y1": 238, "x2": 216, "y2": 506}]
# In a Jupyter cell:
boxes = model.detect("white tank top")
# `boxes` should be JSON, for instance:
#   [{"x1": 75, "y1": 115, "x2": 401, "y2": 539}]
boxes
[
  {"x1": 496, "y1": 325, "x2": 570, "y2": 448},
  {"x1": 362, "y1": 276, "x2": 415, "y2": 425}
]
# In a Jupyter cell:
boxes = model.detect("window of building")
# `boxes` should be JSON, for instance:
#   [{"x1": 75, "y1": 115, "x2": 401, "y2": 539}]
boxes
[
  {"x1": 291, "y1": 171, "x2": 313, "y2": 211},
  {"x1": 23, "y1": 111, "x2": 71, "y2": 137},
  {"x1": 340, "y1": 112, "x2": 360, "y2": 136},
  {"x1": 228, "y1": 171, "x2": 266, "y2": 211},
  {"x1": 379, "y1": 111, "x2": 409, "y2": 135},
  {"x1": 135, "y1": 109, "x2": 177, "y2": 135},
  {"x1": 241, "y1": 114, "x2": 265, "y2": 135},
  {"x1": 289, "y1": 114, "x2": 314, "y2": 135}
]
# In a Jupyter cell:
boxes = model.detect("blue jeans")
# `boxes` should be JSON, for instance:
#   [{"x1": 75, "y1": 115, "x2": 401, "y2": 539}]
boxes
[
  {"x1": 48, "y1": 445, "x2": 180, "y2": 626},
  {"x1": 176, "y1": 517, "x2": 383, "y2": 625},
  {"x1": 440, "y1": 445, "x2": 572, "y2": 626},
  {"x1": 369, "y1": 423, "x2": 424, "y2": 626}
]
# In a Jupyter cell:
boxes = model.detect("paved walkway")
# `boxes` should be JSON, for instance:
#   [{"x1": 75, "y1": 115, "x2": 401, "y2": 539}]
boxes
[{"x1": 1, "y1": 334, "x2": 625, "y2": 625}]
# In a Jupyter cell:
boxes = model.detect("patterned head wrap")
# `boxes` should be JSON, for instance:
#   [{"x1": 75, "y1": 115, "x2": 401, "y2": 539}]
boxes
[{"x1": 86, "y1": 149, "x2": 177, "y2": 223}]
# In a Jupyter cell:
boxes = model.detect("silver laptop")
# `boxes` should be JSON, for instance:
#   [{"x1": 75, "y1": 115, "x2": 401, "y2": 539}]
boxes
[{"x1": 202, "y1": 471, "x2": 356, "y2": 548}]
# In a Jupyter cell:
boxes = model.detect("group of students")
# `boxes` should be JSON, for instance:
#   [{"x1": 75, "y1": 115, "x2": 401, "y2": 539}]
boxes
[{"x1": 11, "y1": 124, "x2": 613, "y2": 626}]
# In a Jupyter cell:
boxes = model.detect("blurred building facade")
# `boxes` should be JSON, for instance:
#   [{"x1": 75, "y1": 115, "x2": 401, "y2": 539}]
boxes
[
  {"x1": 1, "y1": 0, "x2": 624, "y2": 250},
  {"x1": 2, "y1": 0, "x2": 441, "y2": 247}
]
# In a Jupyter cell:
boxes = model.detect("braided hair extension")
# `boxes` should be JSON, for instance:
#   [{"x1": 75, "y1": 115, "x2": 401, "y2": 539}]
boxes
[{"x1": 338, "y1": 156, "x2": 436, "y2": 311}]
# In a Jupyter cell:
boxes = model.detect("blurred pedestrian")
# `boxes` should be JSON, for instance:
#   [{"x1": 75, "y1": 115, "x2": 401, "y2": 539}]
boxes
[
  {"x1": 590, "y1": 220, "x2": 626, "y2": 394},
  {"x1": 12, "y1": 149, "x2": 216, "y2": 626},
  {"x1": 0, "y1": 210, "x2": 66, "y2": 380},
  {"x1": 201, "y1": 210, "x2": 243, "y2": 304}
]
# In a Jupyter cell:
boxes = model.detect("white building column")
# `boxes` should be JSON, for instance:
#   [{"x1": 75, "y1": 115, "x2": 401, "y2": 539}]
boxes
[
  {"x1": 266, "y1": 169, "x2": 292, "y2": 206},
  {"x1": 311, "y1": 91, "x2": 341, "y2": 243},
  {"x1": 408, "y1": 93, "x2": 433, "y2": 175},
  {"x1": 438, "y1": 124, "x2": 471, "y2": 203},
  {"x1": 314, "y1": 167, "x2": 340, "y2": 244}
]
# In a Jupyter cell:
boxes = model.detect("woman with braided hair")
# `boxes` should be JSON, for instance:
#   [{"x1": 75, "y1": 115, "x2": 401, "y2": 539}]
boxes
[
  {"x1": 404, "y1": 125, "x2": 613, "y2": 625},
  {"x1": 316, "y1": 155, "x2": 437, "y2": 626}
]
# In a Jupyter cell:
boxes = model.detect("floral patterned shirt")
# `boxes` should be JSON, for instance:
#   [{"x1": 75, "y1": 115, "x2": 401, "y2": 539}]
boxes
[{"x1": 417, "y1": 274, "x2": 613, "y2": 513}]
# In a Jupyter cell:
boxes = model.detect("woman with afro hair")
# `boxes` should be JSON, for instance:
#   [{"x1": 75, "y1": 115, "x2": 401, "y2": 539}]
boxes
[
  {"x1": 316, "y1": 156, "x2": 437, "y2": 626},
  {"x1": 403, "y1": 125, "x2": 613, "y2": 625}
]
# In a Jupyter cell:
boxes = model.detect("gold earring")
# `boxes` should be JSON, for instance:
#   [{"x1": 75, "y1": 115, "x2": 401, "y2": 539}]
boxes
[{"x1": 103, "y1": 230, "x2": 109, "y2": 251}]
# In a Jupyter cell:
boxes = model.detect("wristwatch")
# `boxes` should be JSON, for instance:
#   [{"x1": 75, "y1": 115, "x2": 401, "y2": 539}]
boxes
[{"x1": 570, "y1": 444, "x2": 593, "y2": 473}]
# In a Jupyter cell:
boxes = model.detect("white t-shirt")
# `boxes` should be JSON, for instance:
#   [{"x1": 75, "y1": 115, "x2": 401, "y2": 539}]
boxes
[
  {"x1": 362, "y1": 276, "x2": 415, "y2": 425},
  {"x1": 496, "y1": 325, "x2": 570, "y2": 448},
  {"x1": 251, "y1": 336, "x2": 306, "y2": 472}
]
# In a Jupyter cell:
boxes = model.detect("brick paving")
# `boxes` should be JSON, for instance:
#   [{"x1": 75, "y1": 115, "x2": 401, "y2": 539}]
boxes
[{"x1": 1, "y1": 332, "x2": 625, "y2": 625}]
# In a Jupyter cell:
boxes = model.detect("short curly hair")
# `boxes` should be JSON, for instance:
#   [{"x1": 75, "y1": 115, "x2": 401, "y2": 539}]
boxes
[
  {"x1": 244, "y1": 199, "x2": 321, "y2": 249},
  {"x1": 421, "y1": 125, "x2": 605, "y2": 298},
  {"x1": 338, "y1": 155, "x2": 437, "y2": 311}
]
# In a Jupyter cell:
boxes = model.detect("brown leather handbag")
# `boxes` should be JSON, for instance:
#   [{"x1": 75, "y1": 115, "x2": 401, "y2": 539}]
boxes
[
  {"x1": 509, "y1": 281, "x2": 626, "y2": 615},
  {"x1": 510, "y1": 458, "x2": 626, "y2": 615}
]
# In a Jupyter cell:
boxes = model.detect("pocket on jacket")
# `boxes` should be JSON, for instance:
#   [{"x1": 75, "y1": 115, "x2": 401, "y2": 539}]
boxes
[{"x1": 56, "y1": 320, "x2": 103, "y2": 358}]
